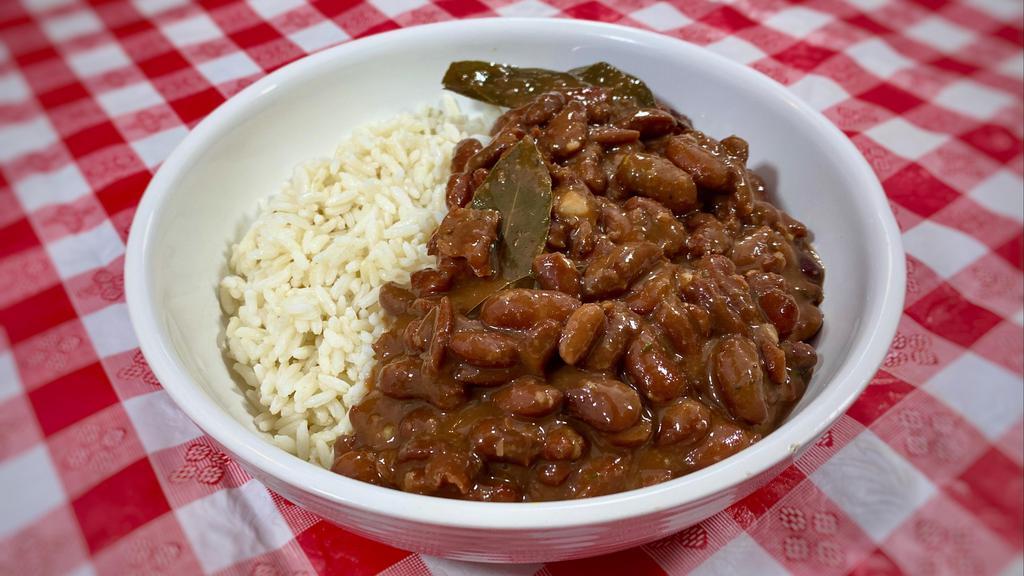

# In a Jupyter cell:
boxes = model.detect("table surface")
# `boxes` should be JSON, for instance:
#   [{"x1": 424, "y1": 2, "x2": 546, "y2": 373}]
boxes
[{"x1": 0, "y1": 0, "x2": 1021, "y2": 574}]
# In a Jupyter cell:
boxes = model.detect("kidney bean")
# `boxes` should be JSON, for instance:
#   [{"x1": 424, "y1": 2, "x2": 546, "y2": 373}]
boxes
[
  {"x1": 532, "y1": 252, "x2": 582, "y2": 299},
  {"x1": 559, "y1": 303, "x2": 606, "y2": 365},
  {"x1": 783, "y1": 341, "x2": 818, "y2": 370},
  {"x1": 480, "y1": 289, "x2": 581, "y2": 330},
  {"x1": 547, "y1": 219, "x2": 570, "y2": 251},
  {"x1": 589, "y1": 125, "x2": 641, "y2": 145},
  {"x1": 712, "y1": 335, "x2": 768, "y2": 425},
  {"x1": 470, "y1": 417, "x2": 544, "y2": 466},
  {"x1": 428, "y1": 208, "x2": 500, "y2": 278},
  {"x1": 378, "y1": 282, "x2": 415, "y2": 316},
  {"x1": 600, "y1": 200, "x2": 634, "y2": 242},
  {"x1": 492, "y1": 376, "x2": 564, "y2": 417},
  {"x1": 469, "y1": 167, "x2": 489, "y2": 190},
  {"x1": 730, "y1": 166, "x2": 756, "y2": 218},
  {"x1": 567, "y1": 142, "x2": 607, "y2": 194},
  {"x1": 624, "y1": 265, "x2": 675, "y2": 316},
  {"x1": 396, "y1": 436, "x2": 444, "y2": 462},
  {"x1": 759, "y1": 335, "x2": 788, "y2": 386},
  {"x1": 402, "y1": 308, "x2": 434, "y2": 353},
  {"x1": 545, "y1": 100, "x2": 588, "y2": 159},
  {"x1": 798, "y1": 250, "x2": 825, "y2": 284},
  {"x1": 399, "y1": 406, "x2": 441, "y2": 440},
  {"x1": 451, "y1": 138, "x2": 483, "y2": 173},
  {"x1": 569, "y1": 454, "x2": 630, "y2": 498},
  {"x1": 449, "y1": 330, "x2": 519, "y2": 368},
  {"x1": 466, "y1": 126, "x2": 522, "y2": 172},
  {"x1": 683, "y1": 255, "x2": 762, "y2": 335},
  {"x1": 413, "y1": 451, "x2": 481, "y2": 495},
  {"x1": 562, "y1": 86, "x2": 612, "y2": 120},
  {"x1": 615, "y1": 152, "x2": 697, "y2": 214},
  {"x1": 333, "y1": 450, "x2": 385, "y2": 485},
  {"x1": 656, "y1": 398, "x2": 711, "y2": 446},
  {"x1": 522, "y1": 92, "x2": 567, "y2": 125},
  {"x1": 582, "y1": 241, "x2": 663, "y2": 299},
  {"x1": 379, "y1": 356, "x2": 465, "y2": 409},
  {"x1": 720, "y1": 135, "x2": 749, "y2": 164},
  {"x1": 543, "y1": 425, "x2": 587, "y2": 460},
  {"x1": 781, "y1": 212, "x2": 808, "y2": 239},
  {"x1": 745, "y1": 271, "x2": 787, "y2": 295},
  {"x1": 618, "y1": 108, "x2": 677, "y2": 138},
  {"x1": 682, "y1": 278, "x2": 740, "y2": 335},
  {"x1": 583, "y1": 307, "x2": 639, "y2": 371},
  {"x1": 565, "y1": 376, "x2": 642, "y2": 432},
  {"x1": 601, "y1": 148, "x2": 637, "y2": 199},
  {"x1": 731, "y1": 227, "x2": 788, "y2": 274},
  {"x1": 678, "y1": 418, "x2": 760, "y2": 472},
  {"x1": 605, "y1": 417, "x2": 653, "y2": 447},
  {"x1": 758, "y1": 288, "x2": 798, "y2": 338},
  {"x1": 445, "y1": 172, "x2": 473, "y2": 209},
  {"x1": 451, "y1": 364, "x2": 516, "y2": 386},
  {"x1": 665, "y1": 135, "x2": 731, "y2": 191},
  {"x1": 425, "y1": 297, "x2": 452, "y2": 373},
  {"x1": 685, "y1": 213, "x2": 733, "y2": 258},
  {"x1": 569, "y1": 219, "x2": 596, "y2": 260},
  {"x1": 652, "y1": 296, "x2": 710, "y2": 357},
  {"x1": 537, "y1": 462, "x2": 574, "y2": 486},
  {"x1": 466, "y1": 481, "x2": 520, "y2": 502},
  {"x1": 411, "y1": 269, "x2": 452, "y2": 297},
  {"x1": 623, "y1": 197, "x2": 688, "y2": 258},
  {"x1": 520, "y1": 318, "x2": 562, "y2": 373},
  {"x1": 372, "y1": 330, "x2": 404, "y2": 363},
  {"x1": 625, "y1": 332, "x2": 688, "y2": 403},
  {"x1": 789, "y1": 303, "x2": 823, "y2": 342}
]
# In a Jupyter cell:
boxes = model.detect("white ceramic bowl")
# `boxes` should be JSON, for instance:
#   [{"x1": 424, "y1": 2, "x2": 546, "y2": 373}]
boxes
[{"x1": 125, "y1": 18, "x2": 904, "y2": 563}]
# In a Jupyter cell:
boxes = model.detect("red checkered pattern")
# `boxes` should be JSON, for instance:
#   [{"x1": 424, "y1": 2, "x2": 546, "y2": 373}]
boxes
[{"x1": 0, "y1": 0, "x2": 1021, "y2": 574}]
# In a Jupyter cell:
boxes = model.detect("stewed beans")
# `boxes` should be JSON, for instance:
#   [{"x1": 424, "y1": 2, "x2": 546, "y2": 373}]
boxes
[{"x1": 333, "y1": 82, "x2": 824, "y2": 501}]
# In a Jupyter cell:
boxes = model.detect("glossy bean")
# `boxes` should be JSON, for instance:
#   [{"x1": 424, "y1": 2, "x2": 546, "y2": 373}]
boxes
[
  {"x1": 665, "y1": 135, "x2": 731, "y2": 191},
  {"x1": 492, "y1": 376, "x2": 564, "y2": 417},
  {"x1": 450, "y1": 138, "x2": 483, "y2": 173},
  {"x1": 480, "y1": 289, "x2": 581, "y2": 330},
  {"x1": 615, "y1": 152, "x2": 697, "y2": 214},
  {"x1": 559, "y1": 303, "x2": 606, "y2": 365},
  {"x1": 624, "y1": 332, "x2": 688, "y2": 403},
  {"x1": 583, "y1": 307, "x2": 638, "y2": 371},
  {"x1": 652, "y1": 296, "x2": 710, "y2": 357},
  {"x1": 542, "y1": 425, "x2": 587, "y2": 460},
  {"x1": 520, "y1": 319, "x2": 562, "y2": 374},
  {"x1": 449, "y1": 330, "x2": 519, "y2": 368},
  {"x1": 469, "y1": 417, "x2": 544, "y2": 466},
  {"x1": 532, "y1": 252, "x2": 582, "y2": 299},
  {"x1": 582, "y1": 241, "x2": 663, "y2": 299},
  {"x1": 655, "y1": 398, "x2": 711, "y2": 446},
  {"x1": 565, "y1": 376, "x2": 642, "y2": 432},
  {"x1": 711, "y1": 335, "x2": 768, "y2": 425},
  {"x1": 545, "y1": 100, "x2": 588, "y2": 159}
]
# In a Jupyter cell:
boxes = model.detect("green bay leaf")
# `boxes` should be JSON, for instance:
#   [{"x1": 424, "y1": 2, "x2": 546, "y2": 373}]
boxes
[
  {"x1": 569, "y1": 61, "x2": 657, "y2": 107},
  {"x1": 471, "y1": 137, "x2": 553, "y2": 282},
  {"x1": 442, "y1": 61, "x2": 587, "y2": 108}
]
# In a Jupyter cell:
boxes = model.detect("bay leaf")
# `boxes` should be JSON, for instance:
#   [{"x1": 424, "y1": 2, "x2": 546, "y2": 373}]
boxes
[
  {"x1": 471, "y1": 137, "x2": 553, "y2": 282},
  {"x1": 569, "y1": 62, "x2": 657, "y2": 107},
  {"x1": 443, "y1": 61, "x2": 586, "y2": 108},
  {"x1": 443, "y1": 61, "x2": 657, "y2": 109}
]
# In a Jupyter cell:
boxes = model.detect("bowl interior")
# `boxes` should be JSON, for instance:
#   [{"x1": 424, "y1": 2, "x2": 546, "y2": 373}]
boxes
[{"x1": 134, "y1": 21, "x2": 899, "y2": 512}]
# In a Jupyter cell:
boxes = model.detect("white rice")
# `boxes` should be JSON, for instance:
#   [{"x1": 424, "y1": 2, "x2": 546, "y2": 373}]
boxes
[{"x1": 219, "y1": 96, "x2": 491, "y2": 467}]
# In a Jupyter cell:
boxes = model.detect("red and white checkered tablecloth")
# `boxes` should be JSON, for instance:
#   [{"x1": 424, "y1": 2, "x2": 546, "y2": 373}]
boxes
[{"x1": 0, "y1": 0, "x2": 1021, "y2": 574}]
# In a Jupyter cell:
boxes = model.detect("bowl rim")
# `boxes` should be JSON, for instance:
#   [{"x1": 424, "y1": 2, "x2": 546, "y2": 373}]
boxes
[{"x1": 125, "y1": 17, "x2": 905, "y2": 530}]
